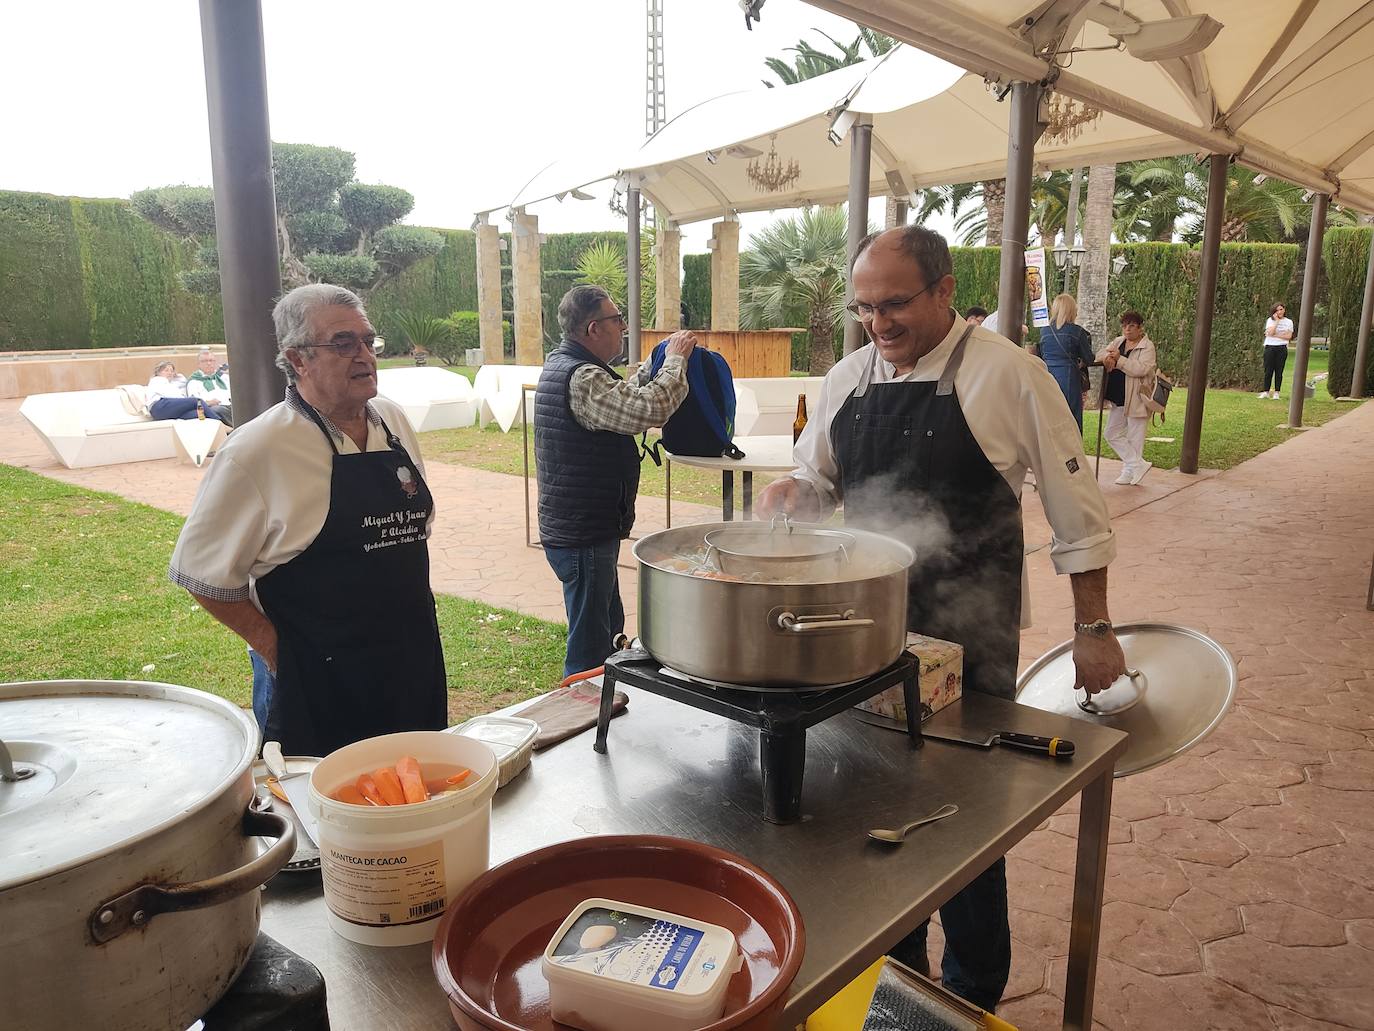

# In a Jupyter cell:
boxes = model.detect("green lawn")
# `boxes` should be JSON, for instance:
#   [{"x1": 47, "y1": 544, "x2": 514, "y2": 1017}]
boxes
[{"x1": 0, "y1": 466, "x2": 563, "y2": 721}]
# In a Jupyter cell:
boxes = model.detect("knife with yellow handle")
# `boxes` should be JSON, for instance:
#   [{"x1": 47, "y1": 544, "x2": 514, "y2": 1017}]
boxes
[{"x1": 852, "y1": 710, "x2": 1075, "y2": 758}]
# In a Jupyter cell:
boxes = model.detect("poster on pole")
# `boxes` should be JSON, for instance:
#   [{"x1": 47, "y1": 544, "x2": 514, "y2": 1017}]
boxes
[{"x1": 1025, "y1": 247, "x2": 1050, "y2": 328}]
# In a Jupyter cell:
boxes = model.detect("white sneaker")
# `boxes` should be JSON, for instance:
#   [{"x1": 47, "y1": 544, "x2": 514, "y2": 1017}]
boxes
[
  {"x1": 1272, "y1": 392, "x2": 1281, "y2": 400},
  {"x1": 1114, "y1": 470, "x2": 1132, "y2": 485},
  {"x1": 1258, "y1": 391, "x2": 1269, "y2": 398},
  {"x1": 1130, "y1": 461, "x2": 1153, "y2": 485}
]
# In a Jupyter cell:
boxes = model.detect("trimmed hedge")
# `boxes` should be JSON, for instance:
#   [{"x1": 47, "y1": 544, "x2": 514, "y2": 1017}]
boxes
[
  {"x1": 950, "y1": 246, "x2": 1002, "y2": 314},
  {"x1": 682, "y1": 253, "x2": 711, "y2": 329},
  {"x1": 1322, "y1": 226, "x2": 1374, "y2": 397},
  {"x1": 1107, "y1": 243, "x2": 1197, "y2": 380},
  {"x1": 0, "y1": 191, "x2": 222, "y2": 349},
  {"x1": 368, "y1": 228, "x2": 478, "y2": 346}
]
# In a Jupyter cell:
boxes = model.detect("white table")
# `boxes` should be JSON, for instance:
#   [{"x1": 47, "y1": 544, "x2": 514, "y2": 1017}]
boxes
[
  {"x1": 171, "y1": 418, "x2": 227, "y2": 468},
  {"x1": 663, "y1": 434, "x2": 797, "y2": 522}
]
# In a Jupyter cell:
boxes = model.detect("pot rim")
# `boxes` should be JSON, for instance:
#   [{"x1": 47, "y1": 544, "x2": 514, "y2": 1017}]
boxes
[
  {"x1": 0, "y1": 679, "x2": 258, "y2": 892},
  {"x1": 634, "y1": 522, "x2": 914, "y2": 586}
]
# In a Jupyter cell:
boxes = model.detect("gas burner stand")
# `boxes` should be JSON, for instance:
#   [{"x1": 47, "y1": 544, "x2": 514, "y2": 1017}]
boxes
[{"x1": 594, "y1": 648, "x2": 922, "y2": 823}]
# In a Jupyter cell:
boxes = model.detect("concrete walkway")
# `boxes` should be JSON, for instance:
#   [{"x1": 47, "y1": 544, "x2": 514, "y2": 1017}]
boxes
[{"x1": 5, "y1": 396, "x2": 1373, "y2": 1029}]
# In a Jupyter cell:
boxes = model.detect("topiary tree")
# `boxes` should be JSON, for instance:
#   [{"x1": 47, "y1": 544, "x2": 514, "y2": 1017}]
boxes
[{"x1": 132, "y1": 142, "x2": 443, "y2": 300}]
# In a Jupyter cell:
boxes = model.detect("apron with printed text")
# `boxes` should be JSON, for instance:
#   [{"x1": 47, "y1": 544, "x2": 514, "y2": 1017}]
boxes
[
  {"x1": 257, "y1": 403, "x2": 447, "y2": 754},
  {"x1": 831, "y1": 326, "x2": 1023, "y2": 698}
]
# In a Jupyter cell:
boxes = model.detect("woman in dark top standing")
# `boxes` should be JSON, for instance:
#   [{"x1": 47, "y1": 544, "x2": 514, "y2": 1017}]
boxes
[{"x1": 1039, "y1": 294, "x2": 1095, "y2": 429}]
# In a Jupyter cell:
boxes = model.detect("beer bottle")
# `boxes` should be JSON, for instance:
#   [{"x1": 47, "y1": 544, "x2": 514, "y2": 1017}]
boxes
[{"x1": 792, "y1": 393, "x2": 809, "y2": 443}]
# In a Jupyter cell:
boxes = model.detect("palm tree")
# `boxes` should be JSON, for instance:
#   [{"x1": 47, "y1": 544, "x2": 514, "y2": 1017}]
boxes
[
  {"x1": 762, "y1": 27, "x2": 897, "y2": 87},
  {"x1": 740, "y1": 206, "x2": 851, "y2": 375},
  {"x1": 1076, "y1": 164, "x2": 1116, "y2": 343}
]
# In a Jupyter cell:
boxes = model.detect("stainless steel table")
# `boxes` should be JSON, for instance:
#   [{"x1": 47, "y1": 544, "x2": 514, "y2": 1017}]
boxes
[{"x1": 261, "y1": 690, "x2": 1125, "y2": 1030}]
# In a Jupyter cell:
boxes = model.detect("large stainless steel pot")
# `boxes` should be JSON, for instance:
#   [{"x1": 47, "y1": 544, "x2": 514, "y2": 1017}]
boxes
[
  {"x1": 1, "y1": 680, "x2": 295, "y2": 1031},
  {"x1": 634, "y1": 522, "x2": 914, "y2": 687}
]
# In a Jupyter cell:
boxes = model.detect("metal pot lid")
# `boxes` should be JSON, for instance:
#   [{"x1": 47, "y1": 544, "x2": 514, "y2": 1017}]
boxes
[
  {"x1": 1015, "y1": 622, "x2": 1237, "y2": 777},
  {"x1": 0, "y1": 680, "x2": 258, "y2": 890}
]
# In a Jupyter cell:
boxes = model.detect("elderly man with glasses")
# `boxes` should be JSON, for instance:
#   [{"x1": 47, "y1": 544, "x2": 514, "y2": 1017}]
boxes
[
  {"x1": 758, "y1": 227, "x2": 1125, "y2": 1014},
  {"x1": 169, "y1": 283, "x2": 446, "y2": 754},
  {"x1": 534, "y1": 284, "x2": 697, "y2": 677}
]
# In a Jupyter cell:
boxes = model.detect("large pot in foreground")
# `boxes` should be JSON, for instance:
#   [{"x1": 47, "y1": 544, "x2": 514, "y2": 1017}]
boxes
[
  {"x1": 1, "y1": 680, "x2": 294, "y2": 1031},
  {"x1": 635, "y1": 522, "x2": 913, "y2": 687}
]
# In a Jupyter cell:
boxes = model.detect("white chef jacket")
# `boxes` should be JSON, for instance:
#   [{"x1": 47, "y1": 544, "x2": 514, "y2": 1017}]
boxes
[
  {"x1": 791, "y1": 314, "x2": 1115, "y2": 594},
  {"x1": 169, "y1": 388, "x2": 431, "y2": 610}
]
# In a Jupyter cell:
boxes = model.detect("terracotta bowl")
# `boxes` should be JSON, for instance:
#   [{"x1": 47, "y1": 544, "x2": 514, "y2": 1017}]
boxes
[{"x1": 432, "y1": 835, "x2": 805, "y2": 1030}]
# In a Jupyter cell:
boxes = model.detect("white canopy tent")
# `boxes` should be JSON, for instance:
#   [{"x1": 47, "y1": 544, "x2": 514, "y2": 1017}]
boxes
[{"x1": 479, "y1": 45, "x2": 1199, "y2": 226}]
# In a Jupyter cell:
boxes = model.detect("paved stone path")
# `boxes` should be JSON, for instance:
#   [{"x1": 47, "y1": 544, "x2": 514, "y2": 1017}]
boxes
[{"x1": 5, "y1": 396, "x2": 1372, "y2": 1029}]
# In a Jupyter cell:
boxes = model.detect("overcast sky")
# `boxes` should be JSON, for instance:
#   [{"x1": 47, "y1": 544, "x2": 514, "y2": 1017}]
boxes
[{"x1": 4, "y1": 0, "x2": 956, "y2": 254}]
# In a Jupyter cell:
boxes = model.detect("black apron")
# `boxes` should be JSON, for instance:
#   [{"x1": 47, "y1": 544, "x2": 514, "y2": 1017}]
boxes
[
  {"x1": 831, "y1": 325, "x2": 1023, "y2": 699},
  {"x1": 257, "y1": 401, "x2": 447, "y2": 755}
]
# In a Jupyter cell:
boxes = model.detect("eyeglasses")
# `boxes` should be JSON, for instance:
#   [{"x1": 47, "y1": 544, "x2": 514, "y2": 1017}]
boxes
[
  {"x1": 305, "y1": 332, "x2": 375, "y2": 358},
  {"x1": 846, "y1": 281, "x2": 937, "y2": 323},
  {"x1": 588, "y1": 313, "x2": 628, "y2": 331}
]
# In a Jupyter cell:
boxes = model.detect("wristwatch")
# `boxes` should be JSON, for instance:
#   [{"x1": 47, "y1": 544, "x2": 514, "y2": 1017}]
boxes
[{"x1": 1074, "y1": 618, "x2": 1114, "y2": 638}]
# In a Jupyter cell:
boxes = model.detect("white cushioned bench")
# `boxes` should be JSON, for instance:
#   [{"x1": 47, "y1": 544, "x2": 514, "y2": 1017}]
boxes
[
  {"x1": 733, "y1": 377, "x2": 824, "y2": 437},
  {"x1": 19, "y1": 387, "x2": 179, "y2": 468},
  {"x1": 376, "y1": 368, "x2": 479, "y2": 432}
]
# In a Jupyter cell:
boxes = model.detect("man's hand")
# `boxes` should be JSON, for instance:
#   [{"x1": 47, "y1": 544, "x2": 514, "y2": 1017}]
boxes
[
  {"x1": 665, "y1": 330, "x2": 698, "y2": 359},
  {"x1": 1072, "y1": 631, "x2": 1126, "y2": 695},
  {"x1": 756, "y1": 476, "x2": 821, "y2": 521}
]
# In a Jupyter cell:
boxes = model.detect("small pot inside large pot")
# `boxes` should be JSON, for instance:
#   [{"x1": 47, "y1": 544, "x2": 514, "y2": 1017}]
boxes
[{"x1": 634, "y1": 522, "x2": 914, "y2": 688}]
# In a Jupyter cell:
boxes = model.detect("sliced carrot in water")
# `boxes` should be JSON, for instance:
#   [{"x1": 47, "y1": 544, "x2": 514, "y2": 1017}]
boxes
[
  {"x1": 333, "y1": 784, "x2": 370, "y2": 806},
  {"x1": 395, "y1": 755, "x2": 428, "y2": 804},
  {"x1": 424, "y1": 778, "x2": 451, "y2": 796},
  {"x1": 372, "y1": 766, "x2": 406, "y2": 806},
  {"x1": 356, "y1": 773, "x2": 387, "y2": 806},
  {"x1": 446, "y1": 768, "x2": 472, "y2": 786}
]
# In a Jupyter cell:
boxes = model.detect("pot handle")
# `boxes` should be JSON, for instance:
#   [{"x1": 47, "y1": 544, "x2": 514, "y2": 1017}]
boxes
[
  {"x1": 777, "y1": 610, "x2": 876, "y2": 633},
  {"x1": 88, "y1": 805, "x2": 295, "y2": 944}
]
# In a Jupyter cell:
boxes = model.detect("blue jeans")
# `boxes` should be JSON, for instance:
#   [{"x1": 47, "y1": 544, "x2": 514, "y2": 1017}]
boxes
[
  {"x1": 249, "y1": 647, "x2": 275, "y2": 738},
  {"x1": 1045, "y1": 361, "x2": 1085, "y2": 430},
  {"x1": 544, "y1": 541, "x2": 624, "y2": 678},
  {"x1": 150, "y1": 396, "x2": 231, "y2": 423},
  {"x1": 888, "y1": 857, "x2": 1011, "y2": 1012}
]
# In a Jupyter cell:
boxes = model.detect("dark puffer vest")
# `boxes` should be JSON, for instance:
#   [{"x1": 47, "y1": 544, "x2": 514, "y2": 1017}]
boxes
[{"x1": 534, "y1": 340, "x2": 641, "y2": 547}]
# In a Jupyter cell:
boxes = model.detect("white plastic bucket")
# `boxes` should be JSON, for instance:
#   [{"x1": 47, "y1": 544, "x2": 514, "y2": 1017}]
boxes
[{"x1": 308, "y1": 730, "x2": 498, "y2": 947}]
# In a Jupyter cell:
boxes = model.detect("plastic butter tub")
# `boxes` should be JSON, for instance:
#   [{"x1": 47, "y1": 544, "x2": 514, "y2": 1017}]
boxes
[
  {"x1": 542, "y1": 898, "x2": 742, "y2": 1031},
  {"x1": 445, "y1": 714, "x2": 537, "y2": 787}
]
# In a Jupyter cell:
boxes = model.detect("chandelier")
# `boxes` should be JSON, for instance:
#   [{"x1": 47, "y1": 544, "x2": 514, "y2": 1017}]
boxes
[
  {"x1": 747, "y1": 134, "x2": 801, "y2": 193},
  {"x1": 1043, "y1": 93, "x2": 1102, "y2": 146}
]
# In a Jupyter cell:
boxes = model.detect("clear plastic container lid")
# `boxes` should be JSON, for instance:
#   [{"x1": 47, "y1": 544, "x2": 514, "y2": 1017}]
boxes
[{"x1": 543, "y1": 898, "x2": 739, "y2": 1002}]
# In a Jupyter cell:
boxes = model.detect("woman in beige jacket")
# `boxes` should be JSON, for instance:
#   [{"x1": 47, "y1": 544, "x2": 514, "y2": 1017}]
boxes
[{"x1": 1095, "y1": 310, "x2": 1158, "y2": 485}]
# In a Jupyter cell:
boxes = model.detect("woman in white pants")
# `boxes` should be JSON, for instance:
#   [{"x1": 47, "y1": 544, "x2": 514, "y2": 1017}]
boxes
[{"x1": 1096, "y1": 311, "x2": 1158, "y2": 485}]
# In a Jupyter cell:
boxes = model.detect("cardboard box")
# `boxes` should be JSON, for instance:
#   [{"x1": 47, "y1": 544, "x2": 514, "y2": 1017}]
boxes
[{"x1": 855, "y1": 633, "x2": 963, "y2": 723}]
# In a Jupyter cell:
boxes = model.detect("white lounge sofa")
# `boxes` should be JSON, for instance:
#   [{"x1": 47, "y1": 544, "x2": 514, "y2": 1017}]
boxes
[
  {"x1": 733, "y1": 377, "x2": 824, "y2": 437},
  {"x1": 376, "y1": 367, "x2": 479, "y2": 433},
  {"x1": 20, "y1": 386, "x2": 180, "y2": 468},
  {"x1": 472, "y1": 364, "x2": 544, "y2": 433}
]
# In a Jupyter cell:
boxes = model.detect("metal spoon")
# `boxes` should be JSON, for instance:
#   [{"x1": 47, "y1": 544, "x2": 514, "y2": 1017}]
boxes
[{"x1": 867, "y1": 803, "x2": 959, "y2": 845}]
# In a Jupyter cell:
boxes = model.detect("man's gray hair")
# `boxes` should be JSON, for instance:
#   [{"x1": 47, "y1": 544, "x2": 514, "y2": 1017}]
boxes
[
  {"x1": 272, "y1": 283, "x2": 367, "y2": 382},
  {"x1": 855, "y1": 226, "x2": 953, "y2": 289},
  {"x1": 558, "y1": 284, "x2": 611, "y2": 341}
]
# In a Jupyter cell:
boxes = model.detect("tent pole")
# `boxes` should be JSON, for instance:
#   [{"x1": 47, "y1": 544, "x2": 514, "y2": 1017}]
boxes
[
  {"x1": 1179, "y1": 155, "x2": 1229, "y2": 474},
  {"x1": 1348, "y1": 228, "x2": 1374, "y2": 398},
  {"x1": 198, "y1": 0, "x2": 282, "y2": 426},
  {"x1": 996, "y1": 81, "x2": 1040, "y2": 347},
  {"x1": 1287, "y1": 193, "x2": 1329, "y2": 428},
  {"x1": 844, "y1": 115, "x2": 874, "y2": 357},
  {"x1": 627, "y1": 183, "x2": 642, "y2": 367}
]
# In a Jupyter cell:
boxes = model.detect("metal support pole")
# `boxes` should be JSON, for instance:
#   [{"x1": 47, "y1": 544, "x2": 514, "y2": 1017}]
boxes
[
  {"x1": 1063, "y1": 767, "x2": 1114, "y2": 1030},
  {"x1": 844, "y1": 115, "x2": 874, "y2": 357},
  {"x1": 1287, "y1": 192, "x2": 1329, "y2": 428},
  {"x1": 627, "y1": 184, "x2": 642, "y2": 367},
  {"x1": 1063, "y1": 167, "x2": 1082, "y2": 293},
  {"x1": 1348, "y1": 230, "x2": 1374, "y2": 398},
  {"x1": 198, "y1": 0, "x2": 283, "y2": 426},
  {"x1": 996, "y1": 82, "x2": 1041, "y2": 347},
  {"x1": 1179, "y1": 155, "x2": 1229, "y2": 474}
]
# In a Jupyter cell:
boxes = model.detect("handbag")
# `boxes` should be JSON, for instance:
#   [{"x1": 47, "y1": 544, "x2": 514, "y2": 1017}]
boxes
[
  {"x1": 1077, "y1": 361, "x2": 1092, "y2": 394},
  {"x1": 1143, "y1": 370, "x2": 1174, "y2": 424}
]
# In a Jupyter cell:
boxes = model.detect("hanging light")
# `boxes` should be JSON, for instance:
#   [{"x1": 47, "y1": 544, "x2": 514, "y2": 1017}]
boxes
[
  {"x1": 1043, "y1": 93, "x2": 1102, "y2": 146},
  {"x1": 747, "y1": 134, "x2": 802, "y2": 193}
]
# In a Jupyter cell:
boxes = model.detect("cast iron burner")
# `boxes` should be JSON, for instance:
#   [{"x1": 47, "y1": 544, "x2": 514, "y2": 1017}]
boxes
[
  {"x1": 192, "y1": 932, "x2": 329, "y2": 1030},
  {"x1": 594, "y1": 647, "x2": 922, "y2": 823}
]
